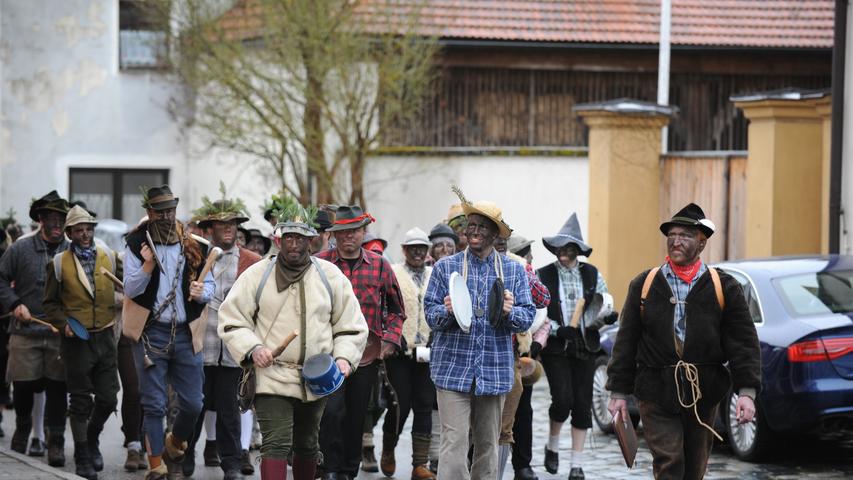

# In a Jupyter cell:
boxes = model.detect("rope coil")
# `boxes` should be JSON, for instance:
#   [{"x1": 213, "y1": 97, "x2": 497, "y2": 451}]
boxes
[{"x1": 673, "y1": 360, "x2": 724, "y2": 442}]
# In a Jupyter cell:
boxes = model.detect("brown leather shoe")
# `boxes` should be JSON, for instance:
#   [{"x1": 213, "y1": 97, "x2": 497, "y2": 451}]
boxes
[
  {"x1": 411, "y1": 464, "x2": 436, "y2": 480},
  {"x1": 380, "y1": 449, "x2": 395, "y2": 477},
  {"x1": 125, "y1": 448, "x2": 144, "y2": 472}
]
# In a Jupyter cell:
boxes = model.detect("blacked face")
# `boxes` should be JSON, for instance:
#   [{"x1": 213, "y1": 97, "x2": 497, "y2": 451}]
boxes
[
  {"x1": 555, "y1": 244, "x2": 580, "y2": 267},
  {"x1": 67, "y1": 223, "x2": 95, "y2": 249},
  {"x1": 464, "y1": 214, "x2": 498, "y2": 255},
  {"x1": 404, "y1": 245, "x2": 428, "y2": 268},
  {"x1": 211, "y1": 220, "x2": 238, "y2": 249},
  {"x1": 666, "y1": 225, "x2": 706, "y2": 265},
  {"x1": 494, "y1": 237, "x2": 508, "y2": 254},
  {"x1": 334, "y1": 227, "x2": 365, "y2": 258},
  {"x1": 280, "y1": 233, "x2": 311, "y2": 264},
  {"x1": 39, "y1": 212, "x2": 65, "y2": 243}
]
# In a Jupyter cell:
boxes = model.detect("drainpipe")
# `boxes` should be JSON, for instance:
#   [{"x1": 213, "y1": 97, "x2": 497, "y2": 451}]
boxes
[{"x1": 830, "y1": 0, "x2": 847, "y2": 253}]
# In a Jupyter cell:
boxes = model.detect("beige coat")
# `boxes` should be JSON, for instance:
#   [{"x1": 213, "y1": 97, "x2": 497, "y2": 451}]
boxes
[
  {"x1": 218, "y1": 258, "x2": 367, "y2": 401},
  {"x1": 391, "y1": 264, "x2": 432, "y2": 349}
]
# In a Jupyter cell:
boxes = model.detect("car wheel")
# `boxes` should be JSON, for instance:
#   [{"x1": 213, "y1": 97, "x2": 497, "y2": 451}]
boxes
[
  {"x1": 592, "y1": 355, "x2": 614, "y2": 433},
  {"x1": 725, "y1": 392, "x2": 774, "y2": 461}
]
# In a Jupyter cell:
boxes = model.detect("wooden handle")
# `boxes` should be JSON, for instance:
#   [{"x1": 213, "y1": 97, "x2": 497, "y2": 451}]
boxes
[
  {"x1": 30, "y1": 317, "x2": 60, "y2": 334},
  {"x1": 271, "y1": 330, "x2": 299, "y2": 358},
  {"x1": 99, "y1": 267, "x2": 124, "y2": 290},
  {"x1": 196, "y1": 248, "x2": 222, "y2": 282},
  {"x1": 569, "y1": 298, "x2": 586, "y2": 328}
]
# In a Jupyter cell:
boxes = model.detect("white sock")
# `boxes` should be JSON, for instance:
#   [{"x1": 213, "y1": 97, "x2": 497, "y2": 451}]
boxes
[
  {"x1": 547, "y1": 434, "x2": 560, "y2": 452},
  {"x1": 204, "y1": 411, "x2": 217, "y2": 441},
  {"x1": 32, "y1": 392, "x2": 46, "y2": 441},
  {"x1": 128, "y1": 441, "x2": 142, "y2": 451},
  {"x1": 570, "y1": 450, "x2": 585, "y2": 468},
  {"x1": 240, "y1": 410, "x2": 254, "y2": 450}
]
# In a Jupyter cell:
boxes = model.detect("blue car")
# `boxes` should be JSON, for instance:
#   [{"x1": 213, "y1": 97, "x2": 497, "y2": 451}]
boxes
[{"x1": 591, "y1": 256, "x2": 853, "y2": 461}]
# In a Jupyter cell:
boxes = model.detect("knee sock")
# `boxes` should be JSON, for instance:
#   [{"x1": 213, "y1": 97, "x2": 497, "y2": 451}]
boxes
[
  {"x1": 570, "y1": 450, "x2": 584, "y2": 468},
  {"x1": 32, "y1": 392, "x2": 45, "y2": 442},
  {"x1": 204, "y1": 411, "x2": 217, "y2": 441},
  {"x1": 547, "y1": 434, "x2": 559, "y2": 452},
  {"x1": 240, "y1": 410, "x2": 253, "y2": 450}
]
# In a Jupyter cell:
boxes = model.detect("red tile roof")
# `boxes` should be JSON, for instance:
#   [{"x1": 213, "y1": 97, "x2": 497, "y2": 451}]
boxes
[{"x1": 219, "y1": 0, "x2": 834, "y2": 49}]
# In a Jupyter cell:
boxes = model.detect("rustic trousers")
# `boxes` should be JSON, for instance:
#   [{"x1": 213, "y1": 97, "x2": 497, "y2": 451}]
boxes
[
  {"x1": 436, "y1": 386, "x2": 504, "y2": 480},
  {"x1": 639, "y1": 400, "x2": 720, "y2": 480}
]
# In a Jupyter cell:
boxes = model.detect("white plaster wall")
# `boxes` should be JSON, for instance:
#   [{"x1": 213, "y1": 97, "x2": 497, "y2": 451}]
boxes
[
  {"x1": 363, "y1": 154, "x2": 590, "y2": 268},
  {"x1": 0, "y1": 0, "x2": 190, "y2": 222}
]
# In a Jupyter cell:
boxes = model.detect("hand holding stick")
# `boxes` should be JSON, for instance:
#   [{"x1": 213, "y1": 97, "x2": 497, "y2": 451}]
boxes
[
  {"x1": 196, "y1": 247, "x2": 224, "y2": 282},
  {"x1": 145, "y1": 231, "x2": 166, "y2": 273},
  {"x1": 29, "y1": 316, "x2": 60, "y2": 334}
]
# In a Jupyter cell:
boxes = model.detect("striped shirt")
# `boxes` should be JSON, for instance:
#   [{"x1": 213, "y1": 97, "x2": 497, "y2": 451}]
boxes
[
  {"x1": 661, "y1": 260, "x2": 707, "y2": 342},
  {"x1": 425, "y1": 249, "x2": 535, "y2": 395}
]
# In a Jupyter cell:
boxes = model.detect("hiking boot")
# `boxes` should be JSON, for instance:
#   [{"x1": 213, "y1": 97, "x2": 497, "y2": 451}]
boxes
[
  {"x1": 181, "y1": 450, "x2": 196, "y2": 477},
  {"x1": 125, "y1": 448, "x2": 145, "y2": 472},
  {"x1": 380, "y1": 449, "x2": 395, "y2": 477},
  {"x1": 411, "y1": 465, "x2": 436, "y2": 480},
  {"x1": 89, "y1": 442, "x2": 104, "y2": 472},
  {"x1": 145, "y1": 463, "x2": 169, "y2": 480},
  {"x1": 74, "y1": 441, "x2": 98, "y2": 480},
  {"x1": 241, "y1": 449, "x2": 255, "y2": 475},
  {"x1": 28, "y1": 438, "x2": 46, "y2": 456},
  {"x1": 203, "y1": 439, "x2": 220, "y2": 466},
  {"x1": 47, "y1": 434, "x2": 65, "y2": 467},
  {"x1": 361, "y1": 446, "x2": 378, "y2": 473}
]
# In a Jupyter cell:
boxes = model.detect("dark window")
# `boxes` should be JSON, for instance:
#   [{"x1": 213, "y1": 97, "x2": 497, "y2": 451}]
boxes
[
  {"x1": 119, "y1": 0, "x2": 168, "y2": 69},
  {"x1": 69, "y1": 168, "x2": 169, "y2": 224},
  {"x1": 723, "y1": 269, "x2": 764, "y2": 324}
]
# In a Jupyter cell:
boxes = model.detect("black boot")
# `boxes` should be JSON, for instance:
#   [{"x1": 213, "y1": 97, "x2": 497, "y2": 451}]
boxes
[
  {"x1": 47, "y1": 432, "x2": 65, "y2": 467},
  {"x1": 87, "y1": 404, "x2": 112, "y2": 472},
  {"x1": 74, "y1": 441, "x2": 98, "y2": 480}
]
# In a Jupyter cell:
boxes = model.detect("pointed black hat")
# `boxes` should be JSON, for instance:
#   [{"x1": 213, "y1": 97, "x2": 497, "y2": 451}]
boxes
[{"x1": 542, "y1": 213, "x2": 592, "y2": 257}]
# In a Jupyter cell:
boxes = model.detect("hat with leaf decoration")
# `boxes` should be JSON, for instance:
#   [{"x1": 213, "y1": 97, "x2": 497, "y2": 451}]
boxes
[
  {"x1": 273, "y1": 202, "x2": 319, "y2": 238},
  {"x1": 262, "y1": 192, "x2": 298, "y2": 224},
  {"x1": 193, "y1": 182, "x2": 250, "y2": 229}
]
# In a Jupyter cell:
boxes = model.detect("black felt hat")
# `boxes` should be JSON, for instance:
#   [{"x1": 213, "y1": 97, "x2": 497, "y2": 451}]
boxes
[
  {"x1": 326, "y1": 205, "x2": 375, "y2": 232},
  {"x1": 428, "y1": 223, "x2": 459, "y2": 244},
  {"x1": 660, "y1": 203, "x2": 715, "y2": 238},
  {"x1": 29, "y1": 190, "x2": 70, "y2": 221},
  {"x1": 314, "y1": 210, "x2": 334, "y2": 232}
]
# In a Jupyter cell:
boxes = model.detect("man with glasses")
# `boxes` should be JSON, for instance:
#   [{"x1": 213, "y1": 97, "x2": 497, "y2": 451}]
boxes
[
  {"x1": 123, "y1": 185, "x2": 214, "y2": 480},
  {"x1": 537, "y1": 213, "x2": 611, "y2": 480},
  {"x1": 316, "y1": 205, "x2": 405, "y2": 480},
  {"x1": 424, "y1": 194, "x2": 535, "y2": 479},
  {"x1": 0, "y1": 191, "x2": 70, "y2": 466},
  {"x1": 607, "y1": 204, "x2": 760, "y2": 480}
]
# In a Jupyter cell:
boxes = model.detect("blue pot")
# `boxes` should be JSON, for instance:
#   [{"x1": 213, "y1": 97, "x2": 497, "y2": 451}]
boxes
[
  {"x1": 66, "y1": 316, "x2": 90, "y2": 340},
  {"x1": 302, "y1": 353, "x2": 344, "y2": 397}
]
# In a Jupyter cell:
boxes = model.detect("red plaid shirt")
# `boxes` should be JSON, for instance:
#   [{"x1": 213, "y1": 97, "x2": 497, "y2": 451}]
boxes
[
  {"x1": 526, "y1": 263, "x2": 551, "y2": 309},
  {"x1": 316, "y1": 248, "x2": 405, "y2": 345}
]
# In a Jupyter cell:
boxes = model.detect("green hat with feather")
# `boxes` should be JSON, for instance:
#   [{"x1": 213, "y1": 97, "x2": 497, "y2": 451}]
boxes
[{"x1": 193, "y1": 182, "x2": 250, "y2": 228}]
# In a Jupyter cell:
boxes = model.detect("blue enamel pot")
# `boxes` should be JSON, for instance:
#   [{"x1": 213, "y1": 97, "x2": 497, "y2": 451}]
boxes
[{"x1": 302, "y1": 353, "x2": 344, "y2": 397}]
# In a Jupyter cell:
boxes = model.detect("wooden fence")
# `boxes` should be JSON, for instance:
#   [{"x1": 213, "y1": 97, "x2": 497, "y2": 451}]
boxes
[{"x1": 661, "y1": 152, "x2": 747, "y2": 263}]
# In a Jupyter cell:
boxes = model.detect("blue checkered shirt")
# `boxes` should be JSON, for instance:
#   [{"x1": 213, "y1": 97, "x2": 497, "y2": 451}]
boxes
[
  {"x1": 425, "y1": 249, "x2": 536, "y2": 396},
  {"x1": 661, "y1": 261, "x2": 707, "y2": 342}
]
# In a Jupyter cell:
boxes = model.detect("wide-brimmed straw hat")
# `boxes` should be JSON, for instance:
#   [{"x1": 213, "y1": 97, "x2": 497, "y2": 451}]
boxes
[
  {"x1": 542, "y1": 213, "x2": 592, "y2": 257},
  {"x1": 660, "y1": 203, "x2": 716, "y2": 238},
  {"x1": 462, "y1": 201, "x2": 512, "y2": 239}
]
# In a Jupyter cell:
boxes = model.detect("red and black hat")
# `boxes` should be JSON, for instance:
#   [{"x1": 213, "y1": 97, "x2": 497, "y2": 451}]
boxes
[{"x1": 326, "y1": 205, "x2": 375, "y2": 232}]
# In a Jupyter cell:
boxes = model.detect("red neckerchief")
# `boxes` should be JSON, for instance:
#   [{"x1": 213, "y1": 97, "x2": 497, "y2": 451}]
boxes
[{"x1": 666, "y1": 256, "x2": 702, "y2": 284}]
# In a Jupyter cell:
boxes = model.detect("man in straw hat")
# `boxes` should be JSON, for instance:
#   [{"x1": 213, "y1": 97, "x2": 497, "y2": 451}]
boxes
[
  {"x1": 423, "y1": 187, "x2": 535, "y2": 479},
  {"x1": 42, "y1": 206, "x2": 122, "y2": 479},
  {"x1": 537, "y1": 213, "x2": 614, "y2": 479},
  {"x1": 607, "y1": 203, "x2": 760, "y2": 479},
  {"x1": 0, "y1": 190, "x2": 70, "y2": 466},
  {"x1": 316, "y1": 205, "x2": 406, "y2": 480},
  {"x1": 182, "y1": 195, "x2": 262, "y2": 479},
  {"x1": 218, "y1": 202, "x2": 367, "y2": 480},
  {"x1": 122, "y1": 185, "x2": 215, "y2": 480},
  {"x1": 379, "y1": 227, "x2": 437, "y2": 480}
]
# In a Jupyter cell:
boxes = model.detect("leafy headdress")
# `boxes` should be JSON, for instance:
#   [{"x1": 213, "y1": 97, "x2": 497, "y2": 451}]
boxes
[
  {"x1": 192, "y1": 182, "x2": 250, "y2": 228},
  {"x1": 273, "y1": 201, "x2": 319, "y2": 238}
]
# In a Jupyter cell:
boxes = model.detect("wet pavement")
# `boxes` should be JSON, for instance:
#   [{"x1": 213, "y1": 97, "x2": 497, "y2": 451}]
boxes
[{"x1": 1, "y1": 380, "x2": 851, "y2": 479}]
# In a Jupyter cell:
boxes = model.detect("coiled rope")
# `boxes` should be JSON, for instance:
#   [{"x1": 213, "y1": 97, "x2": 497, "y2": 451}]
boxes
[{"x1": 673, "y1": 360, "x2": 724, "y2": 442}]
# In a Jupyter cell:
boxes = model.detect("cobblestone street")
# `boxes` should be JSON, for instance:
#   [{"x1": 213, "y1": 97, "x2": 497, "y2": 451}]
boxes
[{"x1": 2, "y1": 380, "x2": 852, "y2": 479}]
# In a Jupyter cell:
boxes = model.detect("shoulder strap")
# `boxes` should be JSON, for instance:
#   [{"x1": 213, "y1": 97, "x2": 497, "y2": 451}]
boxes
[
  {"x1": 53, "y1": 252, "x2": 64, "y2": 283},
  {"x1": 252, "y1": 257, "x2": 278, "y2": 324},
  {"x1": 310, "y1": 257, "x2": 334, "y2": 305},
  {"x1": 708, "y1": 267, "x2": 725, "y2": 310},
  {"x1": 640, "y1": 267, "x2": 660, "y2": 317}
]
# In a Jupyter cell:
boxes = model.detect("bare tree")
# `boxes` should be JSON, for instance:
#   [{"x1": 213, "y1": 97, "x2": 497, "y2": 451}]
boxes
[{"x1": 155, "y1": 0, "x2": 437, "y2": 206}]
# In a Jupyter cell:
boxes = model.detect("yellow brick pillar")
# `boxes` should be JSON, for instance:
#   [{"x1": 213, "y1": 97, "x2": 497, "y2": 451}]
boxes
[
  {"x1": 815, "y1": 96, "x2": 833, "y2": 255},
  {"x1": 575, "y1": 100, "x2": 674, "y2": 306},
  {"x1": 733, "y1": 91, "x2": 827, "y2": 257}
]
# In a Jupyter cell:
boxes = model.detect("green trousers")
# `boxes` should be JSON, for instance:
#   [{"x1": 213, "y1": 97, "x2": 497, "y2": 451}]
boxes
[{"x1": 255, "y1": 394, "x2": 327, "y2": 461}]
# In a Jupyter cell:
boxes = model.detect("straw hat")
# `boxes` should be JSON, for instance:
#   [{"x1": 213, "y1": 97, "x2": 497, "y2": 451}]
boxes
[
  {"x1": 64, "y1": 205, "x2": 97, "y2": 228},
  {"x1": 462, "y1": 201, "x2": 512, "y2": 239}
]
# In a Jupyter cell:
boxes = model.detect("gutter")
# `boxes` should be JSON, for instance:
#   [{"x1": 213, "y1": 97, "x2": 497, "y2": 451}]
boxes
[{"x1": 830, "y1": 0, "x2": 848, "y2": 253}]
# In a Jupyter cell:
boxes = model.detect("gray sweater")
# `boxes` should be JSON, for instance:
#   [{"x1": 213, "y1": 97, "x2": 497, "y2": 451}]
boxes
[{"x1": 0, "y1": 230, "x2": 68, "y2": 337}]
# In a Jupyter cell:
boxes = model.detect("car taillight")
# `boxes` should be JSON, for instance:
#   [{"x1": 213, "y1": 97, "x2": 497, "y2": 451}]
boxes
[{"x1": 787, "y1": 337, "x2": 853, "y2": 362}]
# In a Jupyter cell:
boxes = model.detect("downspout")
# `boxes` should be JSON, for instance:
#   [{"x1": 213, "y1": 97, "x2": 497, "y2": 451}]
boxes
[{"x1": 830, "y1": 0, "x2": 847, "y2": 253}]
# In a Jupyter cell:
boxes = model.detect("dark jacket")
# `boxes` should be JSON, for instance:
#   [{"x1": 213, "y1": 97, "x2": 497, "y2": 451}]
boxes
[
  {"x1": 606, "y1": 268, "x2": 761, "y2": 413},
  {"x1": 0, "y1": 231, "x2": 68, "y2": 337},
  {"x1": 125, "y1": 225, "x2": 208, "y2": 324},
  {"x1": 537, "y1": 261, "x2": 600, "y2": 356}
]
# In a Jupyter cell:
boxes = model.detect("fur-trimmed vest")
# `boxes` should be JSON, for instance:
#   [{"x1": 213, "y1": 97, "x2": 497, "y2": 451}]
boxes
[{"x1": 391, "y1": 263, "x2": 432, "y2": 349}]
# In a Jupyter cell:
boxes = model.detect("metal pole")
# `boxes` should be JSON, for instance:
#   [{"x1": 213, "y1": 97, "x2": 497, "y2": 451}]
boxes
[
  {"x1": 830, "y1": 0, "x2": 848, "y2": 253},
  {"x1": 658, "y1": 0, "x2": 672, "y2": 153}
]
